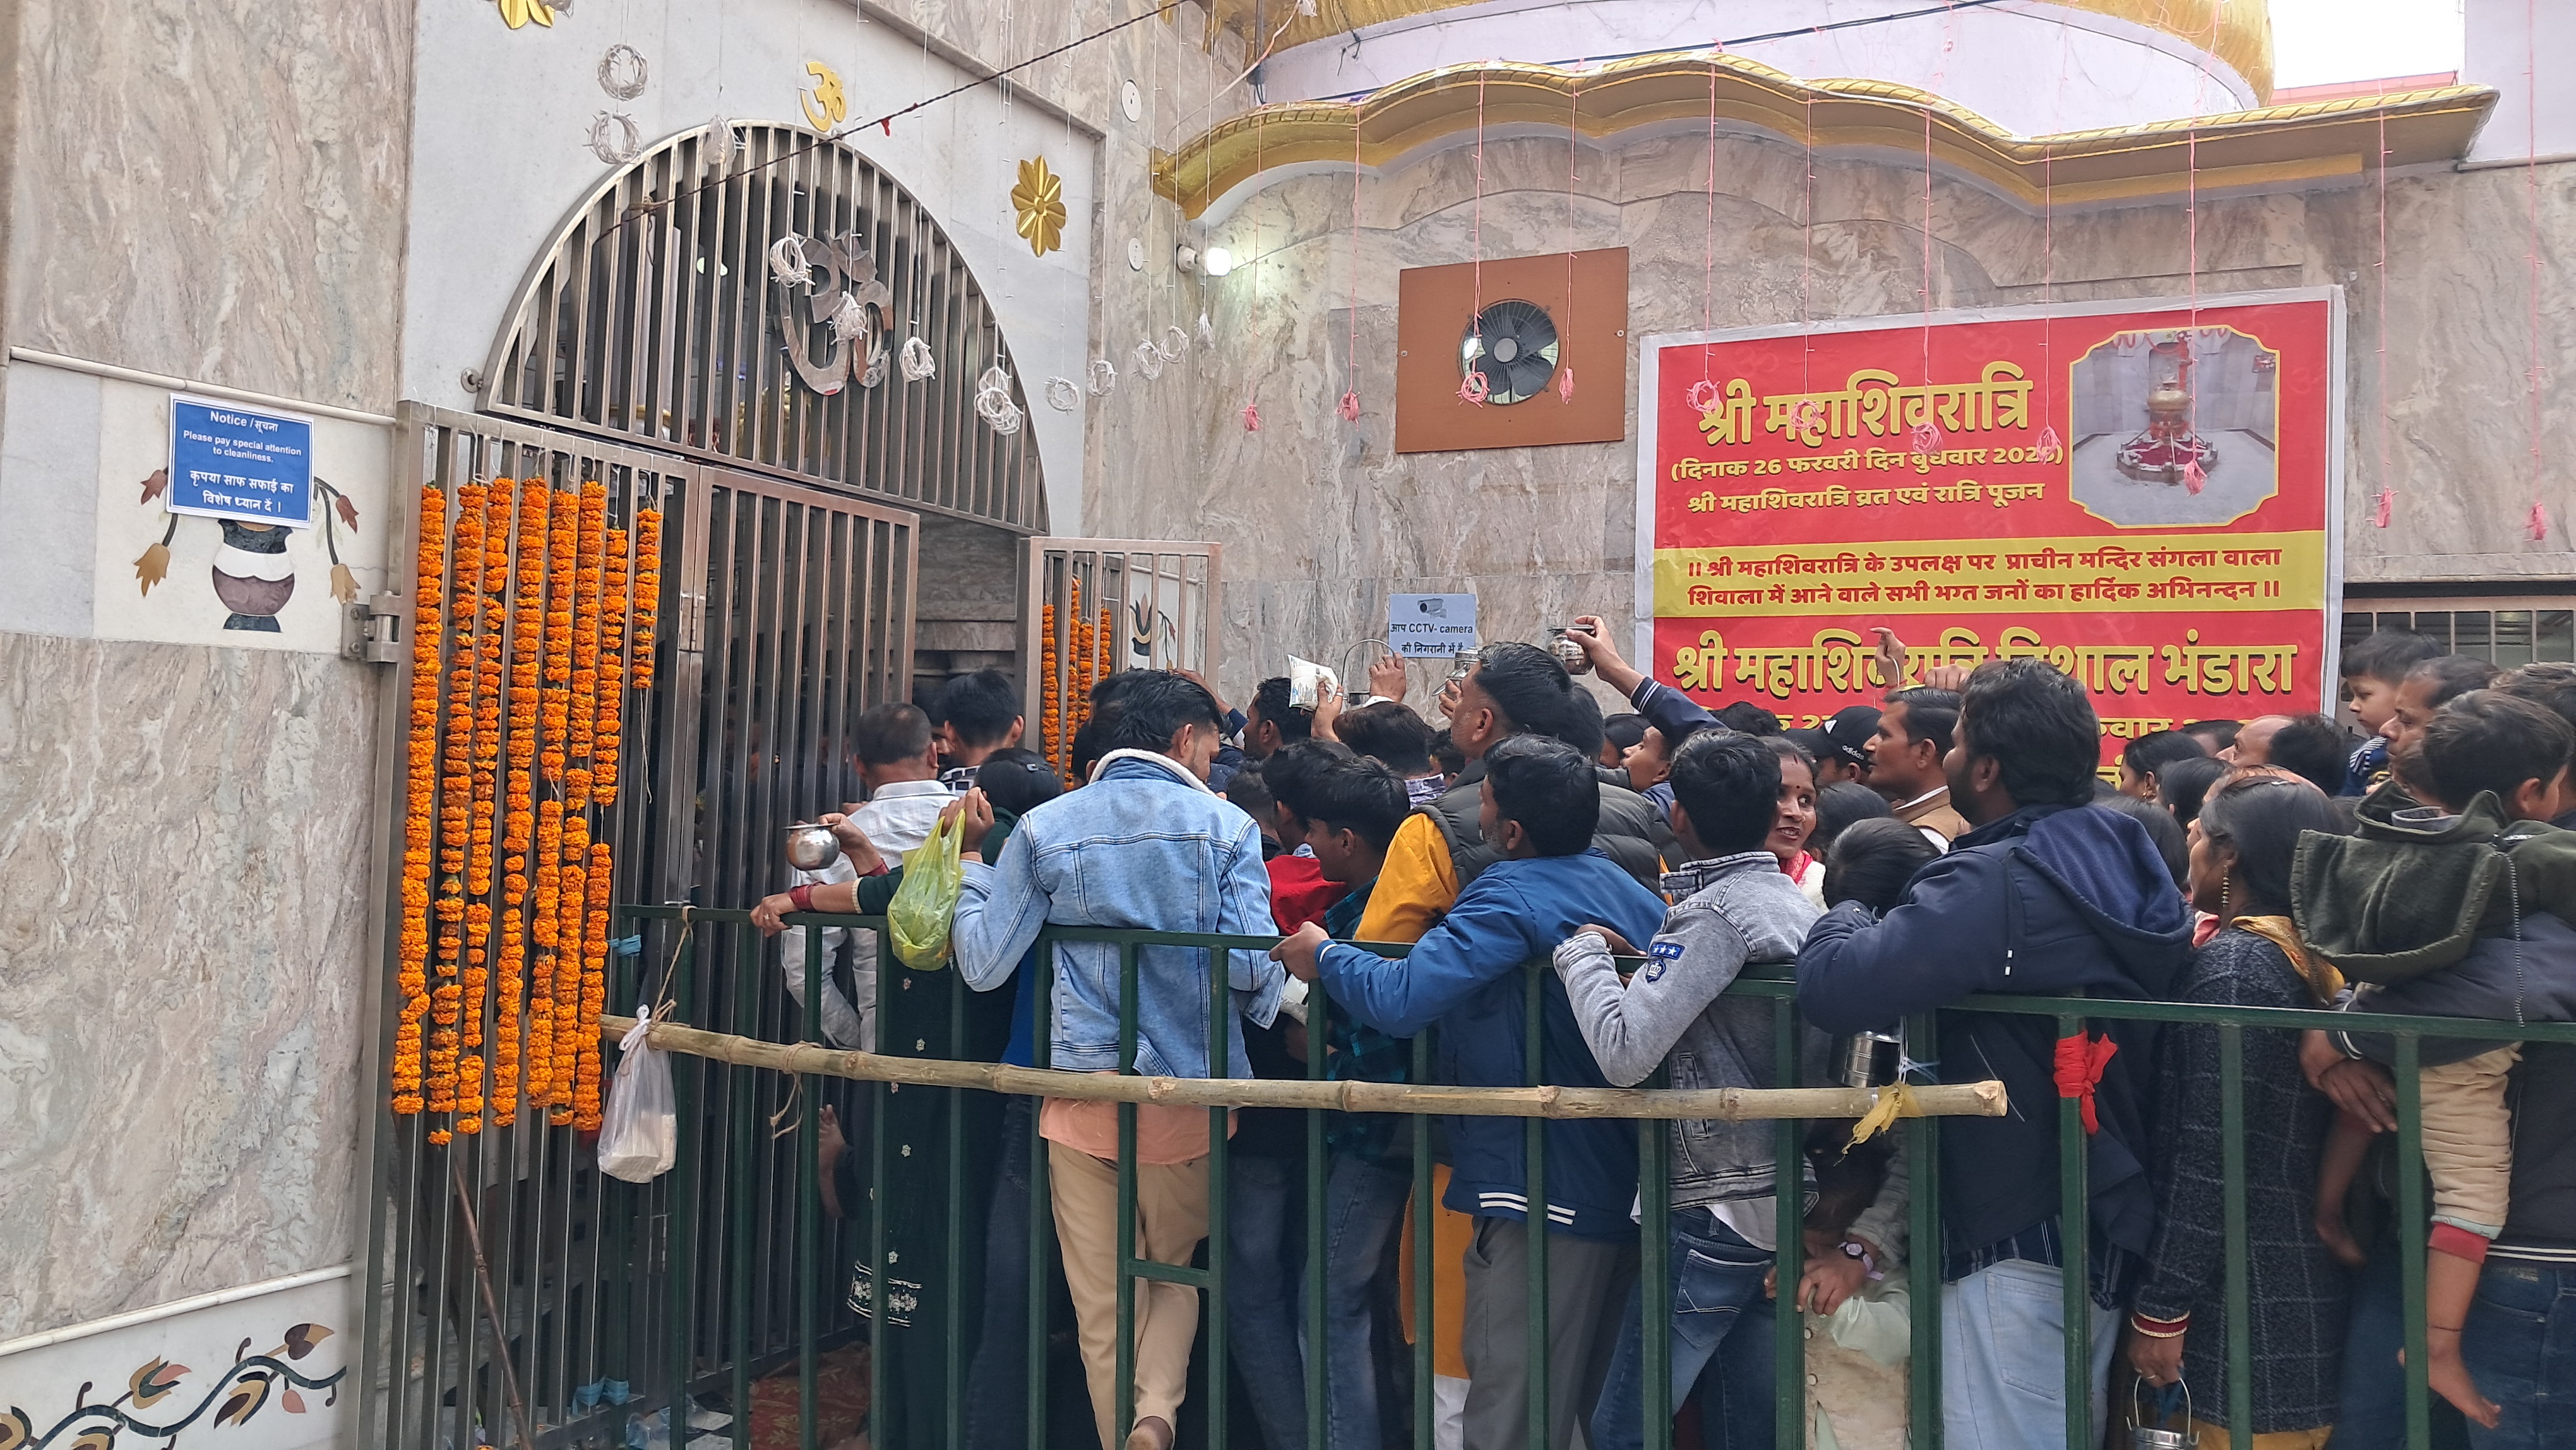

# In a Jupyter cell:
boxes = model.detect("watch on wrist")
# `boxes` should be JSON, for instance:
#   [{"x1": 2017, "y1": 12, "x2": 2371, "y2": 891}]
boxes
[{"x1": 1836, "y1": 1239, "x2": 1879, "y2": 1279}]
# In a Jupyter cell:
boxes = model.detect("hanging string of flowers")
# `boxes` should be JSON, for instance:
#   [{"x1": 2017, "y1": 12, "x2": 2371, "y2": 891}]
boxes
[
  {"x1": 593, "y1": 525, "x2": 630, "y2": 806},
  {"x1": 628, "y1": 506, "x2": 664, "y2": 692},
  {"x1": 393, "y1": 485, "x2": 446, "y2": 1119},
  {"x1": 496, "y1": 479, "x2": 548, "y2": 1128},
  {"x1": 1041, "y1": 599, "x2": 1064, "y2": 777},
  {"x1": 530, "y1": 795, "x2": 564, "y2": 1107},
  {"x1": 567, "y1": 482, "x2": 607, "y2": 812},
  {"x1": 577, "y1": 839, "x2": 613, "y2": 1130},
  {"x1": 553, "y1": 809, "x2": 590, "y2": 1122},
  {"x1": 428, "y1": 483, "x2": 487, "y2": 1144},
  {"x1": 456, "y1": 486, "x2": 512, "y2": 1137},
  {"x1": 1070, "y1": 580, "x2": 1099, "y2": 769},
  {"x1": 532, "y1": 482, "x2": 577, "y2": 1115},
  {"x1": 386, "y1": 475, "x2": 664, "y2": 1137}
]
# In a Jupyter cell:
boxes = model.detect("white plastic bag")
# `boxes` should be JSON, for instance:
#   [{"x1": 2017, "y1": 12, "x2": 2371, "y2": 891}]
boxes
[{"x1": 598, "y1": 1008, "x2": 677, "y2": 1183}]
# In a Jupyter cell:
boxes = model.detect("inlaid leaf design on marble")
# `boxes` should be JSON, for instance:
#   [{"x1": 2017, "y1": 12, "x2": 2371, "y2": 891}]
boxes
[
  {"x1": 126, "y1": 1357, "x2": 189, "y2": 1408},
  {"x1": 214, "y1": 1369, "x2": 270, "y2": 1427}
]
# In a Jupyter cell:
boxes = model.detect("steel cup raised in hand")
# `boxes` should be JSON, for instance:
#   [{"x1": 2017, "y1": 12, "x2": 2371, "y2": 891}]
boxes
[{"x1": 784, "y1": 824, "x2": 842, "y2": 871}]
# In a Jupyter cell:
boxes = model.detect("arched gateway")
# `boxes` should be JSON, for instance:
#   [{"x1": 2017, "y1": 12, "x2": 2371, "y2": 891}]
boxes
[{"x1": 357, "y1": 124, "x2": 1059, "y2": 1450}]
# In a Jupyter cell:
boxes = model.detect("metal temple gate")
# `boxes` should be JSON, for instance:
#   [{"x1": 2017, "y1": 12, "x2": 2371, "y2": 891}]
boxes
[
  {"x1": 355, "y1": 407, "x2": 919, "y2": 1449},
  {"x1": 1024, "y1": 539, "x2": 1223, "y2": 775}
]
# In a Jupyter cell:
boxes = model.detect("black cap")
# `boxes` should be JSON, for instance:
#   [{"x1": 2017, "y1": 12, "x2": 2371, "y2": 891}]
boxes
[{"x1": 1817, "y1": 706, "x2": 1881, "y2": 768}]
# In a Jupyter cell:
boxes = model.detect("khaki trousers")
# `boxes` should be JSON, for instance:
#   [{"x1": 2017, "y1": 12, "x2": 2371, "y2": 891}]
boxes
[{"x1": 1049, "y1": 1141, "x2": 1211, "y2": 1450}]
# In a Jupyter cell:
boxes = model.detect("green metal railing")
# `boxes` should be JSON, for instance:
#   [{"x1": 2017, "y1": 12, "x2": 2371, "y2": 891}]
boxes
[{"x1": 576, "y1": 904, "x2": 2576, "y2": 1450}]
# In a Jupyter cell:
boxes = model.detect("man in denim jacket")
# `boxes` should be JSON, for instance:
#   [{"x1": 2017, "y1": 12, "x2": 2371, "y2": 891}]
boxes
[
  {"x1": 1554, "y1": 731, "x2": 1838, "y2": 1450},
  {"x1": 949, "y1": 671, "x2": 1297, "y2": 1450}
]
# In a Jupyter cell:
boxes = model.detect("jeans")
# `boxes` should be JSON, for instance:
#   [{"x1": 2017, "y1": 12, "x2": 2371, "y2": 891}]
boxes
[
  {"x1": 1690, "y1": 1292, "x2": 1777, "y2": 1450},
  {"x1": 964, "y1": 1096, "x2": 1036, "y2": 1450},
  {"x1": 1228, "y1": 1153, "x2": 1309, "y2": 1450},
  {"x1": 1300, "y1": 1151, "x2": 1414, "y2": 1450},
  {"x1": 1590, "y1": 1209, "x2": 1775, "y2": 1450},
  {"x1": 2464, "y1": 1260, "x2": 2576, "y2": 1450},
  {"x1": 2335, "y1": 1236, "x2": 2471, "y2": 1450},
  {"x1": 1938, "y1": 1258, "x2": 2118, "y2": 1450}
]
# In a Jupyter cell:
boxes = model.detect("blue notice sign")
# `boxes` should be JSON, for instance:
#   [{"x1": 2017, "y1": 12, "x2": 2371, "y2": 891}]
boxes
[{"x1": 167, "y1": 393, "x2": 314, "y2": 527}]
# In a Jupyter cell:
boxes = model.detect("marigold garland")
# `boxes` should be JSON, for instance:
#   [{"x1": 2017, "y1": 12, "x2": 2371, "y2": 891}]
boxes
[
  {"x1": 388, "y1": 477, "x2": 665, "y2": 1137},
  {"x1": 566, "y1": 482, "x2": 606, "y2": 811},
  {"x1": 393, "y1": 484, "x2": 446, "y2": 1118},
  {"x1": 542, "y1": 492, "x2": 577, "y2": 784},
  {"x1": 494, "y1": 482, "x2": 547, "y2": 1128},
  {"x1": 552, "y1": 810, "x2": 590, "y2": 1122},
  {"x1": 527, "y1": 797, "x2": 564, "y2": 1107},
  {"x1": 427, "y1": 483, "x2": 487, "y2": 1144},
  {"x1": 1041, "y1": 602, "x2": 1063, "y2": 777},
  {"x1": 594, "y1": 525, "x2": 630, "y2": 806},
  {"x1": 629, "y1": 507, "x2": 663, "y2": 691},
  {"x1": 576, "y1": 839, "x2": 613, "y2": 1130},
  {"x1": 452, "y1": 488, "x2": 511, "y2": 1137}
]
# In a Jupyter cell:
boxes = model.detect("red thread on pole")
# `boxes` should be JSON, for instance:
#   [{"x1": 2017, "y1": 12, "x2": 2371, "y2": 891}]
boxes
[{"x1": 2053, "y1": 1032, "x2": 2118, "y2": 1135}]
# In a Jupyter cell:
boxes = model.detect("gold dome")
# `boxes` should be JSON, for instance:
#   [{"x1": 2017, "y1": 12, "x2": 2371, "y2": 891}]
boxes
[{"x1": 1201, "y1": 0, "x2": 2275, "y2": 102}]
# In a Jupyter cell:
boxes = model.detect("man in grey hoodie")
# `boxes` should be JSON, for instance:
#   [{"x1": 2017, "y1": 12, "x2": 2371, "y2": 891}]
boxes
[{"x1": 1556, "y1": 731, "x2": 1899, "y2": 1450}]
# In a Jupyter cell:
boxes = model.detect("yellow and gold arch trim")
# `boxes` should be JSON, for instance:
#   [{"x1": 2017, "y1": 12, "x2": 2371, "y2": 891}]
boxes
[
  {"x1": 1196, "y1": 0, "x2": 2275, "y2": 102},
  {"x1": 1149, "y1": 53, "x2": 2491, "y2": 220}
]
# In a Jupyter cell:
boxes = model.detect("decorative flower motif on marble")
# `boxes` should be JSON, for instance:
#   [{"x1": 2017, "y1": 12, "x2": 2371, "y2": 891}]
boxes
[
  {"x1": 7, "y1": 1322, "x2": 344, "y2": 1448},
  {"x1": 494, "y1": 0, "x2": 555, "y2": 30},
  {"x1": 1011, "y1": 157, "x2": 1066, "y2": 258}
]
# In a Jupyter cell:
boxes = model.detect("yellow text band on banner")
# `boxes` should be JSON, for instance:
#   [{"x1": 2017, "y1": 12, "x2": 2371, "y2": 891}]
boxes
[{"x1": 1651, "y1": 532, "x2": 2324, "y2": 619}]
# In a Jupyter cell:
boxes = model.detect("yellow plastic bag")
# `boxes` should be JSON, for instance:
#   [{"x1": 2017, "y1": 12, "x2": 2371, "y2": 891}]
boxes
[{"x1": 888, "y1": 809, "x2": 964, "y2": 969}]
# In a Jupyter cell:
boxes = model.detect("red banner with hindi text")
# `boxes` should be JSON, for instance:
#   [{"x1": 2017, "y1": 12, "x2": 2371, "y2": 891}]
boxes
[{"x1": 1636, "y1": 291, "x2": 2341, "y2": 765}]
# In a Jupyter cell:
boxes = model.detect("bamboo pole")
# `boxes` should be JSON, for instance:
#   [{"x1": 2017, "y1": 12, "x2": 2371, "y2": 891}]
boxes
[{"x1": 601, "y1": 1015, "x2": 2007, "y2": 1122}]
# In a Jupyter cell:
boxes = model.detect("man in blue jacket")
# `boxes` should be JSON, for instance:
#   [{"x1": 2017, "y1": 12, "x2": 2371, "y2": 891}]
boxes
[
  {"x1": 1274, "y1": 735, "x2": 1669, "y2": 1450},
  {"x1": 1798, "y1": 658, "x2": 2191, "y2": 1450},
  {"x1": 950, "y1": 670, "x2": 1292, "y2": 1450}
]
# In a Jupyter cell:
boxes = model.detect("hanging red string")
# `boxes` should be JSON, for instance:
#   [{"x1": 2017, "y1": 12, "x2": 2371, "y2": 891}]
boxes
[
  {"x1": 1460, "y1": 64, "x2": 1491, "y2": 409},
  {"x1": 1342, "y1": 81, "x2": 1363, "y2": 424},
  {"x1": 1699, "y1": 45, "x2": 1717, "y2": 392},
  {"x1": 2375, "y1": 105, "x2": 2394, "y2": 527},
  {"x1": 1560, "y1": 65, "x2": 1583, "y2": 405},
  {"x1": 2525, "y1": 0, "x2": 2546, "y2": 539}
]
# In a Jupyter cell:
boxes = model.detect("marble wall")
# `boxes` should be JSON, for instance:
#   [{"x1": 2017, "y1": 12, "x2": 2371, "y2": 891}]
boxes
[
  {"x1": 1087, "y1": 127, "x2": 2576, "y2": 705},
  {"x1": 0, "y1": 633, "x2": 374, "y2": 1339},
  {"x1": 6, "y1": 0, "x2": 413, "y2": 412}
]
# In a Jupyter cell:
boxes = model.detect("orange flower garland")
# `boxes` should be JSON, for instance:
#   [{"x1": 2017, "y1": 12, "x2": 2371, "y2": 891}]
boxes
[
  {"x1": 453, "y1": 488, "x2": 511, "y2": 1137},
  {"x1": 1041, "y1": 602, "x2": 1063, "y2": 777},
  {"x1": 386, "y1": 477, "x2": 667, "y2": 1135},
  {"x1": 428, "y1": 484, "x2": 487, "y2": 1144},
  {"x1": 528, "y1": 797, "x2": 564, "y2": 1107},
  {"x1": 542, "y1": 493, "x2": 576, "y2": 783},
  {"x1": 628, "y1": 507, "x2": 663, "y2": 691},
  {"x1": 566, "y1": 482, "x2": 606, "y2": 811},
  {"x1": 393, "y1": 484, "x2": 446, "y2": 1118},
  {"x1": 496, "y1": 482, "x2": 549, "y2": 1126},
  {"x1": 593, "y1": 526, "x2": 629, "y2": 806},
  {"x1": 552, "y1": 811, "x2": 590, "y2": 1122},
  {"x1": 576, "y1": 839, "x2": 613, "y2": 1130}
]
